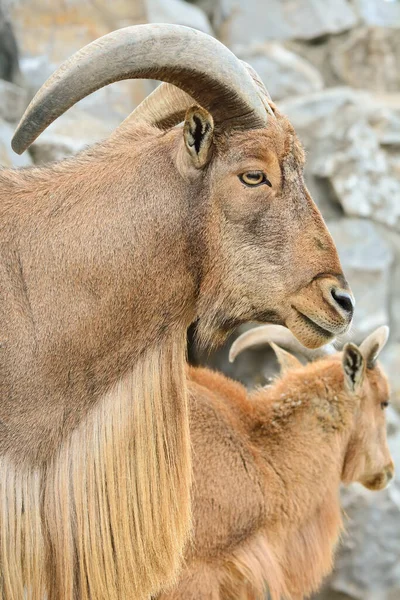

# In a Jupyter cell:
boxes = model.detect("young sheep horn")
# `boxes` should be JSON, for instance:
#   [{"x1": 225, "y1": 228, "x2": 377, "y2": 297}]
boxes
[
  {"x1": 359, "y1": 325, "x2": 389, "y2": 369},
  {"x1": 12, "y1": 24, "x2": 268, "y2": 154},
  {"x1": 229, "y1": 324, "x2": 336, "y2": 363}
]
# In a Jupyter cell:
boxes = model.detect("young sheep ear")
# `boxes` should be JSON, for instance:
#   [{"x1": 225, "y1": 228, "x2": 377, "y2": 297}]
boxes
[
  {"x1": 342, "y1": 343, "x2": 365, "y2": 392},
  {"x1": 359, "y1": 325, "x2": 389, "y2": 369},
  {"x1": 270, "y1": 342, "x2": 302, "y2": 375},
  {"x1": 183, "y1": 106, "x2": 214, "y2": 168}
]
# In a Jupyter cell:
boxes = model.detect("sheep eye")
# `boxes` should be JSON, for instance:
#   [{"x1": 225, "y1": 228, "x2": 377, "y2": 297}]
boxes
[
  {"x1": 381, "y1": 401, "x2": 389, "y2": 410},
  {"x1": 239, "y1": 171, "x2": 272, "y2": 188}
]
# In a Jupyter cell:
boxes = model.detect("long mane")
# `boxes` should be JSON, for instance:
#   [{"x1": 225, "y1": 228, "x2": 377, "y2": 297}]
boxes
[{"x1": 0, "y1": 333, "x2": 190, "y2": 599}]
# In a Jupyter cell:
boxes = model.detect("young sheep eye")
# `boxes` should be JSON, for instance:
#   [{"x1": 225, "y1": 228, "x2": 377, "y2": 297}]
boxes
[
  {"x1": 381, "y1": 401, "x2": 389, "y2": 410},
  {"x1": 239, "y1": 171, "x2": 272, "y2": 188}
]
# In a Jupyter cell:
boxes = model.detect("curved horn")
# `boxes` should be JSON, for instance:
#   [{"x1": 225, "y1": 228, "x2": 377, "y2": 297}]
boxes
[
  {"x1": 229, "y1": 325, "x2": 336, "y2": 363},
  {"x1": 118, "y1": 61, "x2": 274, "y2": 133},
  {"x1": 12, "y1": 24, "x2": 268, "y2": 154},
  {"x1": 359, "y1": 325, "x2": 389, "y2": 369},
  {"x1": 118, "y1": 83, "x2": 196, "y2": 133}
]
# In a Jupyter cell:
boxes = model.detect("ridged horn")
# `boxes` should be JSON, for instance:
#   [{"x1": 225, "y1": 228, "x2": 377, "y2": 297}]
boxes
[
  {"x1": 12, "y1": 24, "x2": 268, "y2": 154},
  {"x1": 229, "y1": 324, "x2": 336, "y2": 363},
  {"x1": 118, "y1": 61, "x2": 274, "y2": 133},
  {"x1": 118, "y1": 83, "x2": 196, "y2": 132}
]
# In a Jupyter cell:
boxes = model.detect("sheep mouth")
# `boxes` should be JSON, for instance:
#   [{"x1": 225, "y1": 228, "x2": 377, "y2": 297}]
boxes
[{"x1": 295, "y1": 310, "x2": 335, "y2": 340}]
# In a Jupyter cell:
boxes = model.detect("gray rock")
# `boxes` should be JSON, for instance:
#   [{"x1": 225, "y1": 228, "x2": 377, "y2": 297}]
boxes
[
  {"x1": 0, "y1": 78, "x2": 26, "y2": 123},
  {"x1": 280, "y1": 87, "x2": 368, "y2": 143},
  {"x1": 309, "y1": 106, "x2": 400, "y2": 231},
  {"x1": 374, "y1": 224, "x2": 400, "y2": 345},
  {"x1": 368, "y1": 106, "x2": 400, "y2": 147},
  {"x1": 217, "y1": 0, "x2": 357, "y2": 47},
  {"x1": 19, "y1": 55, "x2": 55, "y2": 98},
  {"x1": 327, "y1": 219, "x2": 393, "y2": 344},
  {"x1": 147, "y1": 0, "x2": 213, "y2": 34},
  {"x1": 28, "y1": 109, "x2": 115, "y2": 165},
  {"x1": 351, "y1": 0, "x2": 400, "y2": 28},
  {"x1": 238, "y1": 42, "x2": 323, "y2": 101},
  {"x1": 0, "y1": 117, "x2": 32, "y2": 167},
  {"x1": 0, "y1": 2, "x2": 22, "y2": 85},
  {"x1": 330, "y1": 27, "x2": 400, "y2": 93}
]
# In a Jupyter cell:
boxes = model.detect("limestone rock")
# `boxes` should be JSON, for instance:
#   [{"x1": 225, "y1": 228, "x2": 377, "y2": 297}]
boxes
[
  {"x1": 0, "y1": 2, "x2": 22, "y2": 85},
  {"x1": 28, "y1": 109, "x2": 115, "y2": 165},
  {"x1": 10, "y1": 0, "x2": 147, "y2": 64},
  {"x1": 308, "y1": 105, "x2": 400, "y2": 231},
  {"x1": 327, "y1": 219, "x2": 393, "y2": 343},
  {"x1": 280, "y1": 87, "x2": 368, "y2": 143},
  {"x1": 0, "y1": 79, "x2": 27, "y2": 122},
  {"x1": 10, "y1": 0, "x2": 150, "y2": 124},
  {"x1": 374, "y1": 225, "x2": 400, "y2": 345},
  {"x1": 216, "y1": 0, "x2": 357, "y2": 48},
  {"x1": 352, "y1": 0, "x2": 400, "y2": 28},
  {"x1": 330, "y1": 27, "x2": 400, "y2": 93},
  {"x1": 147, "y1": 0, "x2": 213, "y2": 34},
  {"x1": 238, "y1": 42, "x2": 323, "y2": 101},
  {"x1": 0, "y1": 117, "x2": 32, "y2": 167},
  {"x1": 368, "y1": 106, "x2": 400, "y2": 147}
]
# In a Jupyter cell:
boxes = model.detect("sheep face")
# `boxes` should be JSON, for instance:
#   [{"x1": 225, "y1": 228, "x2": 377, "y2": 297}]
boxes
[
  {"x1": 187, "y1": 105, "x2": 354, "y2": 350},
  {"x1": 341, "y1": 341, "x2": 394, "y2": 491}
]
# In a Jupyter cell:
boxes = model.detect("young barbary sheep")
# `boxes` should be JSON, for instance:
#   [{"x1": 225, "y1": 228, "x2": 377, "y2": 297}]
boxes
[
  {"x1": 2, "y1": 24, "x2": 354, "y2": 599},
  {"x1": 159, "y1": 325, "x2": 394, "y2": 600}
]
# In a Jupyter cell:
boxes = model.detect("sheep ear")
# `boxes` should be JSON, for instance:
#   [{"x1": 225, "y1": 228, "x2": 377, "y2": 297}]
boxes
[
  {"x1": 342, "y1": 343, "x2": 365, "y2": 392},
  {"x1": 183, "y1": 106, "x2": 214, "y2": 168},
  {"x1": 270, "y1": 342, "x2": 302, "y2": 375},
  {"x1": 359, "y1": 325, "x2": 389, "y2": 369}
]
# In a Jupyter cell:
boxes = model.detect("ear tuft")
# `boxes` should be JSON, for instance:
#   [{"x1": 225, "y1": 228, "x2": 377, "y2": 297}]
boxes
[
  {"x1": 359, "y1": 325, "x2": 389, "y2": 369},
  {"x1": 342, "y1": 343, "x2": 365, "y2": 392},
  {"x1": 183, "y1": 106, "x2": 214, "y2": 168}
]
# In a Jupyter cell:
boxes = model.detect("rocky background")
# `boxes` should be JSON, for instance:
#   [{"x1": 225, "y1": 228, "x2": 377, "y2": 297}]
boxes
[{"x1": 1, "y1": 0, "x2": 399, "y2": 598}]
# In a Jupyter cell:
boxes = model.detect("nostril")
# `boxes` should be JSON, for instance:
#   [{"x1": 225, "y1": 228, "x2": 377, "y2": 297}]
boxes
[{"x1": 331, "y1": 288, "x2": 354, "y2": 316}]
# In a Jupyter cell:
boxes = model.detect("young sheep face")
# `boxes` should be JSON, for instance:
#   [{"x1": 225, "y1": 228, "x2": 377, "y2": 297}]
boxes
[
  {"x1": 342, "y1": 344, "x2": 394, "y2": 491},
  {"x1": 188, "y1": 106, "x2": 354, "y2": 351}
]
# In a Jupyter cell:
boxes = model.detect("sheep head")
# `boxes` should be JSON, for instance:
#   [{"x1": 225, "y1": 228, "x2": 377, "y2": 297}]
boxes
[
  {"x1": 12, "y1": 24, "x2": 353, "y2": 349},
  {"x1": 231, "y1": 324, "x2": 394, "y2": 492}
]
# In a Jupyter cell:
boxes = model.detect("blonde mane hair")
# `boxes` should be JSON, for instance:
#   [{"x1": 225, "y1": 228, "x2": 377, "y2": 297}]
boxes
[{"x1": 0, "y1": 333, "x2": 190, "y2": 599}]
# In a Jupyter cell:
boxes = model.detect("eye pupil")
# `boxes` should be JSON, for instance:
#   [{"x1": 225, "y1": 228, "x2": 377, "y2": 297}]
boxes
[{"x1": 381, "y1": 401, "x2": 389, "y2": 410}]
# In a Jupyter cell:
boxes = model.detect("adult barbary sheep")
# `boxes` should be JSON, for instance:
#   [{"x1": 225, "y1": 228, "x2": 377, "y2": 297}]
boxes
[
  {"x1": 2, "y1": 24, "x2": 353, "y2": 600},
  {"x1": 159, "y1": 325, "x2": 394, "y2": 600}
]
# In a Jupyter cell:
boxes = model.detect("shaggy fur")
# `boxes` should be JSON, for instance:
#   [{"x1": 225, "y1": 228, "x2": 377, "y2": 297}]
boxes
[
  {"x1": 158, "y1": 338, "x2": 394, "y2": 600},
  {"x1": 0, "y1": 335, "x2": 190, "y2": 600},
  {"x1": 0, "y1": 97, "x2": 351, "y2": 597}
]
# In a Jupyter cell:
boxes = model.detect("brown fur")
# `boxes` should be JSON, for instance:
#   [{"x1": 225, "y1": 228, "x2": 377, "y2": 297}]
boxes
[
  {"x1": 159, "y1": 345, "x2": 394, "y2": 600},
  {"x1": 0, "y1": 104, "x2": 351, "y2": 598}
]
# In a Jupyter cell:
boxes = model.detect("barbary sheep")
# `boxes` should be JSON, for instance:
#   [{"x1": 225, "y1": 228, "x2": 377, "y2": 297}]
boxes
[
  {"x1": 158, "y1": 325, "x2": 393, "y2": 600},
  {"x1": 1, "y1": 24, "x2": 353, "y2": 600}
]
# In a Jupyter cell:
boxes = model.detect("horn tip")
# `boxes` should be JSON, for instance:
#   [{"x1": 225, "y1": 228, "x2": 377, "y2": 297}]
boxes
[{"x1": 11, "y1": 133, "x2": 26, "y2": 155}]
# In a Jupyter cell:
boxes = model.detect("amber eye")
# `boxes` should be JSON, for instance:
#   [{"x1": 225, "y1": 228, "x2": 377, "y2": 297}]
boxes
[
  {"x1": 381, "y1": 401, "x2": 389, "y2": 410},
  {"x1": 239, "y1": 171, "x2": 272, "y2": 188}
]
